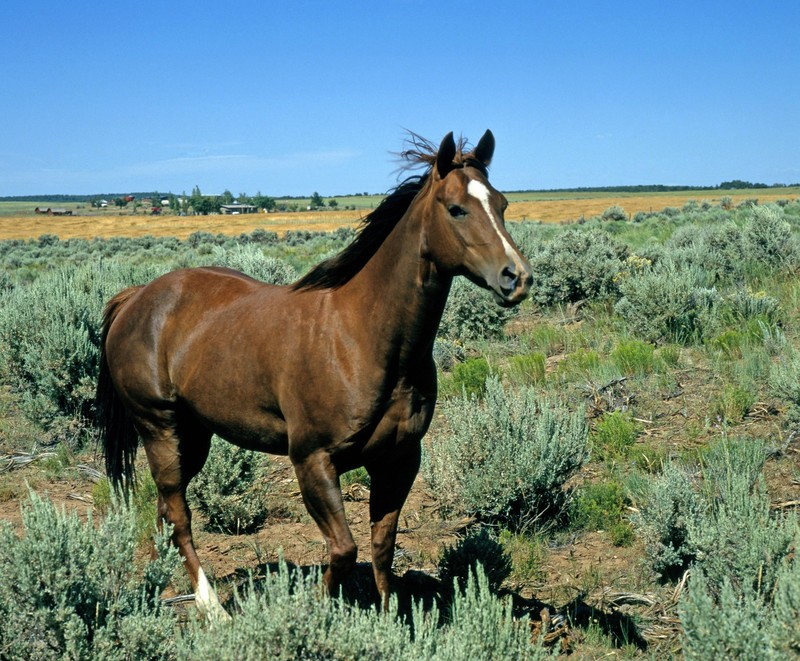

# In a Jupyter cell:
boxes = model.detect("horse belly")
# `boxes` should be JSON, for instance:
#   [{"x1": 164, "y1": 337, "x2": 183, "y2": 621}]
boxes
[{"x1": 176, "y1": 370, "x2": 290, "y2": 455}]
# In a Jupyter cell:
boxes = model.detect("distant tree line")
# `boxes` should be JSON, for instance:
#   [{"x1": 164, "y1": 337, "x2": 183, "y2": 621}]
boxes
[
  {"x1": 507, "y1": 181, "x2": 798, "y2": 195},
  {"x1": 3, "y1": 181, "x2": 798, "y2": 205}
]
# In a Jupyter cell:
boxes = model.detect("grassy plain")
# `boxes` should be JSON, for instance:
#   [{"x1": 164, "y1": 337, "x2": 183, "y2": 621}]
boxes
[{"x1": 1, "y1": 188, "x2": 796, "y2": 241}]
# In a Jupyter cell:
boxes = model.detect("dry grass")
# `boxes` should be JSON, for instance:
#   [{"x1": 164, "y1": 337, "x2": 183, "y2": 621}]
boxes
[
  {"x1": 504, "y1": 192, "x2": 794, "y2": 223},
  {"x1": 0, "y1": 210, "x2": 366, "y2": 241},
  {"x1": 0, "y1": 191, "x2": 794, "y2": 241}
]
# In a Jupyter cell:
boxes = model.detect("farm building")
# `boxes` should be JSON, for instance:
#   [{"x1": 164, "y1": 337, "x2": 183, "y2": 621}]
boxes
[
  {"x1": 34, "y1": 207, "x2": 73, "y2": 215},
  {"x1": 220, "y1": 204, "x2": 257, "y2": 214}
]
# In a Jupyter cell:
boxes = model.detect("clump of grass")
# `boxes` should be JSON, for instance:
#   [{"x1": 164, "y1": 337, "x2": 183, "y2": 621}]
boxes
[
  {"x1": 569, "y1": 478, "x2": 633, "y2": 546},
  {"x1": 526, "y1": 323, "x2": 563, "y2": 356},
  {"x1": 632, "y1": 440, "x2": 669, "y2": 474},
  {"x1": 655, "y1": 344, "x2": 681, "y2": 368},
  {"x1": 92, "y1": 470, "x2": 159, "y2": 544},
  {"x1": 340, "y1": 466, "x2": 371, "y2": 489},
  {"x1": 498, "y1": 529, "x2": 546, "y2": 585},
  {"x1": 709, "y1": 329, "x2": 747, "y2": 359},
  {"x1": 507, "y1": 351, "x2": 546, "y2": 386},
  {"x1": 710, "y1": 384, "x2": 755, "y2": 424},
  {"x1": 592, "y1": 411, "x2": 638, "y2": 462},
  {"x1": 611, "y1": 339, "x2": 655, "y2": 376},
  {"x1": 556, "y1": 348, "x2": 602, "y2": 383}
]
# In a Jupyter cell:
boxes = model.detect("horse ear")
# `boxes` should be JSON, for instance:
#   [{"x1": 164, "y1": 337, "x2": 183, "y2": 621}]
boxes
[
  {"x1": 436, "y1": 132, "x2": 457, "y2": 179},
  {"x1": 473, "y1": 129, "x2": 495, "y2": 167}
]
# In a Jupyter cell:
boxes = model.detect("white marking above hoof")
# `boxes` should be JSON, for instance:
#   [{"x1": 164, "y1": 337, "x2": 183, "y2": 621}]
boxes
[{"x1": 195, "y1": 566, "x2": 231, "y2": 623}]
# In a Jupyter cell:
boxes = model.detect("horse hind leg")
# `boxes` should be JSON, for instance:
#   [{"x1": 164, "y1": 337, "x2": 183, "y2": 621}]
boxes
[{"x1": 140, "y1": 417, "x2": 228, "y2": 621}]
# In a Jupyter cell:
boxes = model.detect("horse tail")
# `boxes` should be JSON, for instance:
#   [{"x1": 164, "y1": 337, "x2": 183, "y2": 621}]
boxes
[{"x1": 96, "y1": 286, "x2": 142, "y2": 491}]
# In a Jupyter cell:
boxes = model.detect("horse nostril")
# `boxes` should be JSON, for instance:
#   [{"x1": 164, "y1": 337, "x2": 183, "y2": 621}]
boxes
[{"x1": 500, "y1": 266, "x2": 518, "y2": 292}]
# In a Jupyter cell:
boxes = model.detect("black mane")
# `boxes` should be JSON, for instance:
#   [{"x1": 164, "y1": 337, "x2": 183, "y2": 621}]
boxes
[
  {"x1": 291, "y1": 133, "x2": 484, "y2": 292},
  {"x1": 291, "y1": 174, "x2": 429, "y2": 291}
]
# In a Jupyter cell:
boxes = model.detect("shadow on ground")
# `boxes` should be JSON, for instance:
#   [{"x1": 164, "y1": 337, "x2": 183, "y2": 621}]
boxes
[{"x1": 217, "y1": 560, "x2": 647, "y2": 653}]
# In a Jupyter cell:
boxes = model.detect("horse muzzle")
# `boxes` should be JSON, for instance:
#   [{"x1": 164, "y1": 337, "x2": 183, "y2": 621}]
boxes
[{"x1": 493, "y1": 261, "x2": 533, "y2": 307}]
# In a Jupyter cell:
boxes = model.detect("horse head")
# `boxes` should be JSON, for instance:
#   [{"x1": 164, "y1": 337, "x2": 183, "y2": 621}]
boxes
[{"x1": 422, "y1": 130, "x2": 532, "y2": 307}]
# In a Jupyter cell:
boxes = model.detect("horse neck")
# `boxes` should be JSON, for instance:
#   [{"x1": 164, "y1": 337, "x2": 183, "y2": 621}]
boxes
[{"x1": 343, "y1": 197, "x2": 452, "y2": 364}]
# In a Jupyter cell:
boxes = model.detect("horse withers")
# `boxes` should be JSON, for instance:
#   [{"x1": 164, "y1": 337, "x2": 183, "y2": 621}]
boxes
[{"x1": 96, "y1": 130, "x2": 532, "y2": 618}]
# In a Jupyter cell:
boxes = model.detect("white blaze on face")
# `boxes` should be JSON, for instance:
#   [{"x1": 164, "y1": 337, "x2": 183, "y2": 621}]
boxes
[{"x1": 467, "y1": 179, "x2": 524, "y2": 270}]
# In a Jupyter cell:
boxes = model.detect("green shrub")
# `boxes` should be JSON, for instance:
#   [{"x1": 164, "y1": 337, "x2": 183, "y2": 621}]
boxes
[
  {"x1": 725, "y1": 287, "x2": 782, "y2": 325},
  {"x1": 0, "y1": 261, "x2": 164, "y2": 439},
  {"x1": 689, "y1": 437, "x2": 794, "y2": 596},
  {"x1": 569, "y1": 479, "x2": 629, "y2": 535},
  {"x1": 630, "y1": 462, "x2": 701, "y2": 579},
  {"x1": 422, "y1": 376, "x2": 588, "y2": 531},
  {"x1": 430, "y1": 568, "x2": 553, "y2": 660},
  {"x1": 439, "y1": 278, "x2": 517, "y2": 342},
  {"x1": 633, "y1": 436, "x2": 798, "y2": 592},
  {"x1": 666, "y1": 221, "x2": 746, "y2": 283},
  {"x1": 188, "y1": 436, "x2": 273, "y2": 534},
  {"x1": 601, "y1": 205, "x2": 627, "y2": 222},
  {"x1": 211, "y1": 245, "x2": 297, "y2": 284},
  {"x1": 0, "y1": 491, "x2": 179, "y2": 661},
  {"x1": 768, "y1": 345, "x2": 800, "y2": 426},
  {"x1": 679, "y1": 526, "x2": 800, "y2": 659},
  {"x1": 742, "y1": 204, "x2": 798, "y2": 270},
  {"x1": 449, "y1": 357, "x2": 494, "y2": 398},
  {"x1": 615, "y1": 260, "x2": 721, "y2": 343},
  {"x1": 772, "y1": 551, "x2": 800, "y2": 653},
  {"x1": 527, "y1": 228, "x2": 629, "y2": 306},
  {"x1": 438, "y1": 527, "x2": 512, "y2": 593},
  {"x1": 592, "y1": 411, "x2": 638, "y2": 461},
  {"x1": 181, "y1": 561, "x2": 552, "y2": 660},
  {"x1": 679, "y1": 571, "x2": 778, "y2": 660}
]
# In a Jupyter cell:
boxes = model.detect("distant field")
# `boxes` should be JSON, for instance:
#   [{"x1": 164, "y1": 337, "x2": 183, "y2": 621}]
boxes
[{"x1": 1, "y1": 188, "x2": 797, "y2": 241}]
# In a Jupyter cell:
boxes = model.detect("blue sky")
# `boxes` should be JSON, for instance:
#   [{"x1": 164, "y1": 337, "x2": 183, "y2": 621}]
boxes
[{"x1": 1, "y1": 1, "x2": 798, "y2": 197}]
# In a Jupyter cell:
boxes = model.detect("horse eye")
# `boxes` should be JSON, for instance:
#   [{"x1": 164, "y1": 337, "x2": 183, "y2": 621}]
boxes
[{"x1": 448, "y1": 205, "x2": 467, "y2": 218}]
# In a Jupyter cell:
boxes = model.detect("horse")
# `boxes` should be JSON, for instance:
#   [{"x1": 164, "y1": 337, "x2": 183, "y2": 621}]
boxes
[{"x1": 96, "y1": 130, "x2": 533, "y2": 618}]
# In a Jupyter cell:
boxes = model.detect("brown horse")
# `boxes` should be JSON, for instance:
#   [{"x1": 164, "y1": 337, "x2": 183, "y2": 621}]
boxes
[{"x1": 96, "y1": 130, "x2": 532, "y2": 617}]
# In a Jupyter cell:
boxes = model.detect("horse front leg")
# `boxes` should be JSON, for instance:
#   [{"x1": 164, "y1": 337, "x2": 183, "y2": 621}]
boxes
[
  {"x1": 366, "y1": 441, "x2": 421, "y2": 609},
  {"x1": 293, "y1": 450, "x2": 358, "y2": 594}
]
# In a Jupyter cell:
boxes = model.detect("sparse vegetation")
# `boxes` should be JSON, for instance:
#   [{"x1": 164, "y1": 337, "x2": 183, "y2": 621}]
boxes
[{"x1": 1, "y1": 195, "x2": 800, "y2": 658}]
